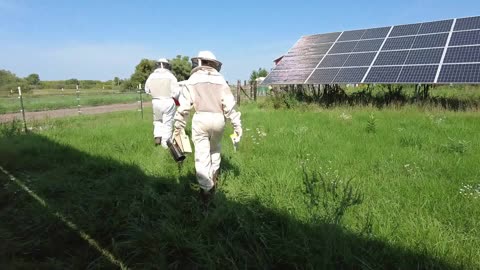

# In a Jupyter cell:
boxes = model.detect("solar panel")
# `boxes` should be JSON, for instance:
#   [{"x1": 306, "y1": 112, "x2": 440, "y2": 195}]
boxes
[
  {"x1": 390, "y1": 23, "x2": 421, "y2": 37},
  {"x1": 329, "y1": 41, "x2": 358, "y2": 54},
  {"x1": 405, "y1": 48, "x2": 443, "y2": 64},
  {"x1": 418, "y1": 20, "x2": 453, "y2": 34},
  {"x1": 454, "y1": 17, "x2": 480, "y2": 31},
  {"x1": 374, "y1": 50, "x2": 409, "y2": 65},
  {"x1": 333, "y1": 67, "x2": 368, "y2": 83},
  {"x1": 353, "y1": 39, "x2": 384, "y2": 52},
  {"x1": 449, "y1": 30, "x2": 480, "y2": 46},
  {"x1": 263, "y1": 69, "x2": 313, "y2": 85},
  {"x1": 362, "y1": 27, "x2": 390, "y2": 39},
  {"x1": 364, "y1": 66, "x2": 402, "y2": 83},
  {"x1": 382, "y1": 36, "x2": 416, "y2": 50},
  {"x1": 339, "y1": 29, "x2": 365, "y2": 41},
  {"x1": 264, "y1": 16, "x2": 480, "y2": 85},
  {"x1": 344, "y1": 52, "x2": 376, "y2": 66},
  {"x1": 318, "y1": 54, "x2": 349, "y2": 67},
  {"x1": 397, "y1": 65, "x2": 438, "y2": 83},
  {"x1": 443, "y1": 46, "x2": 480, "y2": 63},
  {"x1": 438, "y1": 64, "x2": 480, "y2": 83},
  {"x1": 411, "y1": 33, "x2": 449, "y2": 49},
  {"x1": 306, "y1": 69, "x2": 340, "y2": 84},
  {"x1": 275, "y1": 55, "x2": 324, "y2": 70}
]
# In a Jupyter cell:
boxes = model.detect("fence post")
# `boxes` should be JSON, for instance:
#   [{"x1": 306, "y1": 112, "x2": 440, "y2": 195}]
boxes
[
  {"x1": 138, "y1": 84, "x2": 144, "y2": 119},
  {"x1": 236, "y1": 80, "x2": 241, "y2": 106},
  {"x1": 250, "y1": 81, "x2": 253, "y2": 97},
  {"x1": 254, "y1": 80, "x2": 257, "y2": 101},
  {"x1": 17, "y1": 87, "x2": 28, "y2": 133},
  {"x1": 76, "y1": 84, "x2": 81, "y2": 115}
]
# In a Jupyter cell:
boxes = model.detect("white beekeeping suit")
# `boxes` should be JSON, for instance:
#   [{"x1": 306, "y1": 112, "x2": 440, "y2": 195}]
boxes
[
  {"x1": 145, "y1": 58, "x2": 180, "y2": 149},
  {"x1": 174, "y1": 51, "x2": 242, "y2": 202}
]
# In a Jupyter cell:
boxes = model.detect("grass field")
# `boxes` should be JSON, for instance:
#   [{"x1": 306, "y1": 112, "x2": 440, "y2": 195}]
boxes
[
  {"x1": 1, "y1": 104, "x2": 479, "y2": 269},
  {"x1": 0, "y1": 90, "x2": 150, "y2": 114}
]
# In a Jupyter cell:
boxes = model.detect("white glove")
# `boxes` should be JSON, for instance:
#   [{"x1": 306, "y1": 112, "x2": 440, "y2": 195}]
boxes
[{"x1": 234, "y1": 127, "x2": 243, "y2": 140}]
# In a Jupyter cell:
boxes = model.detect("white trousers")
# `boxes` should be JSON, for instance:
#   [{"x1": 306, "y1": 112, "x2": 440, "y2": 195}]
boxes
[
  {"x1": 192, "y1": 112, "x2": 225, "y2": 191},
  {"x1": 152, "y1": 98, "x2": 176, "y2": 148}
]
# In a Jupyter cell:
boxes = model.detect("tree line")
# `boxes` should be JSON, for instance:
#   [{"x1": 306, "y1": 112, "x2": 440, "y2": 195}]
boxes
[{"x1": 1, "y1": 55, "x2": 268, "y2": 95}]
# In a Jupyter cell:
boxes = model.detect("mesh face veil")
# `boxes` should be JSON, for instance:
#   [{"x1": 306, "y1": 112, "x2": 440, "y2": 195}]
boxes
[
  {"x1": 158, "y1": 62, "x2": 172, "y2": 70},
  {"x1": 192, "y1": 58, "x2": 222, "y2": 71}
]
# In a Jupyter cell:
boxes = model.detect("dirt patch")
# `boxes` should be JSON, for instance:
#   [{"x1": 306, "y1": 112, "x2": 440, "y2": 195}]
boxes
[{"x1": 0, "y1": 102, "x2": 152, "y2": 123}]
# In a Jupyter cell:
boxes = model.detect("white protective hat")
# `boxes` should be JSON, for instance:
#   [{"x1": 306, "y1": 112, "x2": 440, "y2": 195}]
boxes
[
  {"x1": 192, "y1": 51, "x2": 222, "y2": 71},
  {"x1": 156, "y1": 58, "x2": 171, "y2": 70}
]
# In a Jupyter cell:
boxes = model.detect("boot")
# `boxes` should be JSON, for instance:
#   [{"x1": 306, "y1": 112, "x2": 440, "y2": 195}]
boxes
[
  {"x1": 199, "y1": 186, "x2": 215, "y2": 205},
  {"x1": 154, "y1": 137, "x2": 162, "y2": 146}
]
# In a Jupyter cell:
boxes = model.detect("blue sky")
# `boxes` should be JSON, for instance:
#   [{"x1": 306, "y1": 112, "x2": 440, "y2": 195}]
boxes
[{"x1": 0, "y1": 0, "x2": 479, "y2": 82}]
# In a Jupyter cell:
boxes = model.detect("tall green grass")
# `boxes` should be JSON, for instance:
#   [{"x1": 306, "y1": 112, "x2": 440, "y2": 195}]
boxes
[{"x1": 1, "y1": 104, "x2": 479, "y2": 269}]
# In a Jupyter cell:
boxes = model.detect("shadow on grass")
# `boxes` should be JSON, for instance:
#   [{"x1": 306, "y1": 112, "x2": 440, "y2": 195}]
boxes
[{"x1": 0, "y1": 132, "x2": 465, "y2": 269}]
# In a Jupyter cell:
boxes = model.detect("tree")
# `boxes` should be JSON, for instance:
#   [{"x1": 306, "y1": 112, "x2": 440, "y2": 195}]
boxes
[
  {"x1": 129, "y1": 59, "x2": 156, "y2": 88},
  {"x1": 258, "y1": 68, "x2": 268, "y2": 78},
  {"x1": 26, "y1": 73, "x2": 40, "y2": 86},
  {"x1": 250, "y1": 68, "x2": 268, "y2": 83},
  {"x1": 0, "y1": 70, "x2": 23, "y2": 94},
  {"x1": 170, "y1": 55, "x2": 192, "y2": 81},
  {"x1": 65, "y1": 78, "x2": 79, "y2": 87},
  {"x1": 113, "y1": 77, "x2": 120, "y2": 86}
]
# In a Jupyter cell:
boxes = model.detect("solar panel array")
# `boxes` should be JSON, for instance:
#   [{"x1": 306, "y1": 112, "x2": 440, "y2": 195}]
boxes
[{"x1": 263, "y1": 16, "x2": 480, "y2": 85}]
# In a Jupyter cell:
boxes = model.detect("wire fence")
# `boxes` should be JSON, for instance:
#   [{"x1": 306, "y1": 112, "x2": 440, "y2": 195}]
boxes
[
  {"x1": 0, "y1": 86, "x2": 149, "y2": 130},
  {"x1": 1, "y1": 81, "x2": 266, "y2": 130}
]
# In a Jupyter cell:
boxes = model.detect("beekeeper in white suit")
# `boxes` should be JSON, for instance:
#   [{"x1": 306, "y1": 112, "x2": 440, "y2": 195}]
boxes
[
  {"x1": 174, "y1": 51, "x2": 242, "y2": 202},
  {"x1": 145, "y1": 58, "x2": 180, "y2": 148}
]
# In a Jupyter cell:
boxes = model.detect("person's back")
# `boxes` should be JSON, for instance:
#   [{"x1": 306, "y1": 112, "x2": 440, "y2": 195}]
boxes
[
  {"x1": 146, "y1": 68, "x2": 177, "y2": 99},
  {"x1": 174, "y1": 51, "x2": 242, "y2": 204},
  {"x1": 145, "y1": 59, "x2": 179, "y2": 148}
]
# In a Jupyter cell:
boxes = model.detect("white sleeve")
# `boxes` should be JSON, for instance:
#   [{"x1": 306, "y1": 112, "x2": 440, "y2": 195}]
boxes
[
  {"x1": 169, "y1": 73, "x2": 180, "y2": 99},
  {"x1": 222, "y1": 84, "x2": 242, "y2": 137},
  {"x1": 174, "y1": 85, "x2": 193, "y2": 130},
  {"x1": 171, "y1": 81, "x2": 180, "y2": 99}
]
